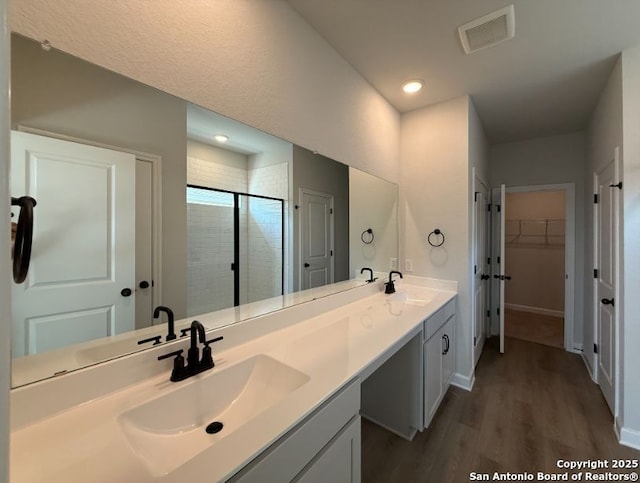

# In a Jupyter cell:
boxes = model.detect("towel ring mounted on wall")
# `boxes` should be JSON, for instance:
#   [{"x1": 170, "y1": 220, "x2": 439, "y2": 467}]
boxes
[
  {"x1": 11, "y1": 196, "x2": 37, "y2": 284},
  {"x1": 361, "y1": 228, "x2": 374, "y2": 244},
  {"x1": 427, "y1": 228, "x2": 445, "y2": 247}
]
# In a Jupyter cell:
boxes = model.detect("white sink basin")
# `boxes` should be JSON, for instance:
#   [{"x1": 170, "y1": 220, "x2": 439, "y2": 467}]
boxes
[
  {"x1": 388, "y1": 291, "x2": 432, "y2": 307},
  {"x1": 118, "y1": 354, "x2": 310, "y2": 476}
]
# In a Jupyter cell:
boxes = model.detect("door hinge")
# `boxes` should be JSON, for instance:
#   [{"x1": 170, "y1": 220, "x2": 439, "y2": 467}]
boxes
[
  {"x1": 593, "y1": 194, "x2": 599, "y2": 204},
  {"x1": 474, "y1": 265, "x2": 477, "y2": 274},
  {"x1": 330, "y1": 208, "x2": 333, "y2": 214},
  {"x1": 486, "y1": 309, "x2": 490, "y2": 317},
  {"x1": 497, "y1": 256, "x2": 501, "y2": 264},
  {"x1": 610, "y1": 181, "x2": 623, "y2": 190},
  {"x1": 497, "y1": 308, "x2": 500, "y2": 315},
  {"x1": 474, "y1": 191, "x2": 480, "y2": 202},
  {"x1": 487, "y1": 203, "x2": 492, "y2": 212},
  {"x1": 330, "y1": 250, "x2": 333, "y2": 256},
  {"x1": 594, "y1": 343, "x2": 598, "y2": 354},
  {"x1": 474, "y1": 336, "x2": 477, "y2": 345},
  {"x1": 497, "y1": 205, "x2": 501, "y2": 213},
  {"x1": 594, "y1": 268, "x2": 599, "y2": 279},
  {"x1": 230, "y1": 262, "x2": 235, "y2": 271},
  {"x1": 487, "y1": 257, "x2": 491, "y2": 265}
]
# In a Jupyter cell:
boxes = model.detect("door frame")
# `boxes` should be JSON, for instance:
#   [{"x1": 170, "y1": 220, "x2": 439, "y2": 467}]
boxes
[
  {"x1": 592, "y1": 147, "x2": 621, "y2": 418},
  {"x1": 17, "y1": 125, "x2": 164, "y2": 311},
  {"x1": 298, "y1": 187, "x2": 335, "y2": 291},
  {"x1": 490, "y1": 183, "x2": 576, "y2": 352}
]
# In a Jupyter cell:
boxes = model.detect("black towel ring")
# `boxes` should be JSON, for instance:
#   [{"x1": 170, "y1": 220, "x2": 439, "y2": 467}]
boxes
[
  {"x1": 11, "y1": 196, "x2": 37, "y2": 284},
  {"x1": 427, "y1": 228, "x2": 445, "y2": 247},
  {"x1": 361, "y1": 228, "x2": 374, "y2": 244}
]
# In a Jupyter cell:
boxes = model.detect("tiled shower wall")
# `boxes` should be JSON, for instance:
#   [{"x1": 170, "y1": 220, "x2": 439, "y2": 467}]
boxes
[{"x1": 187, "y1": 154, "x2": 288, "y2": 315}]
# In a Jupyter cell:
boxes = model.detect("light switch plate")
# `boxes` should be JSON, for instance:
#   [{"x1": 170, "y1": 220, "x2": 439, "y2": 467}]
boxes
[
  {"x1": 390, "y1": 258, "x2": 397, "y2": 270},
  {"x1": 405, "y1": 259, "x2": 413, "y2": 272}
]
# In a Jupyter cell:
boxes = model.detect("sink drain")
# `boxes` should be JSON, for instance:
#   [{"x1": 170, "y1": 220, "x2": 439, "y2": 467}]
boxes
[{"x1": 205, "y1": 421, "x2": 224, "y2": 434}]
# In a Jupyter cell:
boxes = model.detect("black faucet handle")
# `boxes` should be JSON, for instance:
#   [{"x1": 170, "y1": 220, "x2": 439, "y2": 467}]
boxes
[
  {"x1": 138, "y1": 335, "x2": 162, "y2": 346},
  {"x1": 179, "y1": 327, "x2": 190, "y2": 338},
  {"x1": 201, "y1": 336, "x2": 224, "y2": 369},
  {"x1": 204, "y1": 335, "x2": 224, "y2": 347},
  {"x1": 157, "y1": 349, "x2": 183, "y2": 361}
]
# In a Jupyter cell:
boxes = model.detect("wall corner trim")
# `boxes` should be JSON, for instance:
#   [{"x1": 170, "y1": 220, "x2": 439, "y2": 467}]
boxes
[
  {"x1": 619, "y1": 425, "x2": 640, "y2": 451},
  {"x1": 451, "y1": 371, "x2": 475, "y2": 392}
]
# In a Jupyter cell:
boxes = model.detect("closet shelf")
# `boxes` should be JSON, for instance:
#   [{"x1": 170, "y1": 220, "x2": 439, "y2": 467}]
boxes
[{"x1": 505, "y1": 218, "x2": 565, "y2": 247}]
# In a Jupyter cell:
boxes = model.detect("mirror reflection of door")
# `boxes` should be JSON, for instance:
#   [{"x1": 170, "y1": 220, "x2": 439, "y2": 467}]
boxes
[
  {"x1": 10, "y1": 130, "x2": 136, "y2": 356},
  {"x1": 300, "y1": 189, "x2": 334, "y2": 290}
]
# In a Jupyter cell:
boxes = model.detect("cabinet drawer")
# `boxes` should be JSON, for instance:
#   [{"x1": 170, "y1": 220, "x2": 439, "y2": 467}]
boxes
[
  {"x1": 423, "y1": 299, "x2": 455, "y2": 341},
  {"x1": 230, "y1": 378, "x2": 360, "y2": 482}
]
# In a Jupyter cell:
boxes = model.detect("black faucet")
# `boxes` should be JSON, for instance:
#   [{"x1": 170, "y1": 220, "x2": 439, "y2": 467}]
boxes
[
  {"x1": 360, "y1": 267, "x2": 377, "y2": 283},
  {"x1": 384, "y1": 270, "x2": 403, "y2": 294},
  {"x1": 157, "y1": 320, "x2": 224, "y2": 382},
  {"x1": 154, "y1": 306, "x2": 176, "y2": 341}
]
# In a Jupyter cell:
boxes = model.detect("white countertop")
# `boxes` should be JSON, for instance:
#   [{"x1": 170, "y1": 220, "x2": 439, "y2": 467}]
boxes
[{"x1": 10, "y1": 283, "x2": 456, "y2": 483}]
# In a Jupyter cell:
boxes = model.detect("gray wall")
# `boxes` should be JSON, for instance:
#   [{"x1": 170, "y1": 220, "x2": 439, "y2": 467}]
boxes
[
  {"x1": 11, "y1": 34, "x2": 188, "y2": 317},
  {"x1": 292, "y1": 145, "x2": 349, "y2": 289},
  {"x1": 490, "y1": 131, "x2": 587, "y2": 348}
]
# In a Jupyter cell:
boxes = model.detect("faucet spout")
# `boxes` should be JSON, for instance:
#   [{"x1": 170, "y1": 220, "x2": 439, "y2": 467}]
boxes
[
  {"x1": 153, "y1": 305, "x2": 176, "y2": 341},
  {"x1": 187, "y1": 320, "x2": 206, "y2": 370},
  {"x1": 360, "y1": 267, "x2": 376, "y2": 283},
  {"x1": 384, "y1": 270, "x2": 403, "y2": 294}
]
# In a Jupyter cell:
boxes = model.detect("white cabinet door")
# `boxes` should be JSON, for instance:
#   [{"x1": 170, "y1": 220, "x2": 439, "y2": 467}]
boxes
[
  {"x1": 442, "y1": 315, "x2": 455, "y2": 388},
  {"x1": 296, "y1": 416, "x2": 361, "y2": 483},
  {"x1": 424, "y1": 332, "x2": 443, "y2": 428}
]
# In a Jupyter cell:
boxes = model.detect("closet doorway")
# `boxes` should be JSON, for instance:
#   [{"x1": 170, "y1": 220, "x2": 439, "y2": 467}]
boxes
[{"x1": 491, "y1": 184, "x2": 575, "y2": 352}]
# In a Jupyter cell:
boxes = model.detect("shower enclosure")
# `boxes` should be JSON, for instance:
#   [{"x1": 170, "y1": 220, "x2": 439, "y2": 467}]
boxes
[{"x1": 186, "y1": 185, "x2": 285, "y2": 316}]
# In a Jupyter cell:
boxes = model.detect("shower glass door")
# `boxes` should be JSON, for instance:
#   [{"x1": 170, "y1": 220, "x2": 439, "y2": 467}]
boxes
[{"x1": 187, "y1": 186, "x2": 284, "y2": 316}]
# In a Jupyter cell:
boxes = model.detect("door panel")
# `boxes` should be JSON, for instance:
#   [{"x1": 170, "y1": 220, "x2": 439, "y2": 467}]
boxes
[
  {"x1": 301, "y1": 190, "x2": 333, "y2": 290},
  {"x1": 135, "y1": 160, "x2": 154, "y2": 329},
  {"x1": 11, "y1": 130, "x2": 135, "y2": 356},
  {"x1": 473, "y1": 181, "x2": 489, "y2": 365},
  {"x1": 596, "y1": 159, "x2": 616, "y2": 413},
  {"x1": 499, "y1": 184, "x2": 506, "y2": 354}
]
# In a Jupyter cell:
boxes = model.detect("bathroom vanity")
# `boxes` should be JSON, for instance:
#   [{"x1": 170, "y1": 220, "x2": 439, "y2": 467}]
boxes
[{"x1": 10, "y1": 278, "x2": 457, "y2": 482}]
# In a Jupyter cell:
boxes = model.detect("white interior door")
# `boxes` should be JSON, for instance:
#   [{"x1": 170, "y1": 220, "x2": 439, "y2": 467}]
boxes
[
  {"x1": 300, "y1": 189, "x2": 333, "y2": 290},
  {"x1": 473, "y1": 177, "x2": 489, "y2": 365},
  {"x1": 499, "y1": 184, "x2": 506, "y2": 354},
  {"x1": 595, "y1": 158, "x2": 617, "y2": 414},
  {"x1": 10, "y1": 130, "x2": 135, "y2": 356},
  {"x1": 135, "y1": 159, "x2": 154, "y2": 329}
]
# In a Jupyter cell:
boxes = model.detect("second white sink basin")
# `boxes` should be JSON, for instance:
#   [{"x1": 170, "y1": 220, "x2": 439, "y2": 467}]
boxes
[{"x1": 119, "y1": 354, "x2": 310, "y2": 476}]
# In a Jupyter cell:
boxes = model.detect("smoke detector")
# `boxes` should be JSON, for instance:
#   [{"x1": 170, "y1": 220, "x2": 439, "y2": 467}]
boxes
[{"x1": 458, "y1": 4, "x2": 515, "y2": 54}]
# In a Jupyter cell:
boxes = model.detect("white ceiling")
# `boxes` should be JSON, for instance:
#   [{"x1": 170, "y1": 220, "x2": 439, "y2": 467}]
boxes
[
  {"x1": 187, "y1": 103, "x2": 291, "y2": 155},
  {"x1": 287, "y1": 0, "x2": 640, "y2": 143}
]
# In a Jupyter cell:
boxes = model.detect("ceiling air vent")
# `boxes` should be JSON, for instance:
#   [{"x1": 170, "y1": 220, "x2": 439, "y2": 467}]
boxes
[{"x1": 458, "y1": 4, "x2": 515, "y2": 54}]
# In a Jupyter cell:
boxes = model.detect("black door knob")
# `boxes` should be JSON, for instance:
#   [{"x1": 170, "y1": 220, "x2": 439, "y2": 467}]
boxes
[
  {"x1": 481, "y1": 274, "x2": 490, "y2": 280},
  {"x1": 139, "y1": 280, "x2": 150, "y2": 289},
  {"x1": 121, "y1": 288, "x2": 132, "y2": 297},
  {"x1": 304, "y1": 263, "x2": 310, "y2": 267},
  {"x1": 601, "y1": 297, "x2": 615, "y2": 307}
]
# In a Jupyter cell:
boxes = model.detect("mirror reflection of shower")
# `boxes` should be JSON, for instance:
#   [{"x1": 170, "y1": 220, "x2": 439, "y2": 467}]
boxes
[{"x1": 187, "y1": 186, "x2": 284, "y2": 316}]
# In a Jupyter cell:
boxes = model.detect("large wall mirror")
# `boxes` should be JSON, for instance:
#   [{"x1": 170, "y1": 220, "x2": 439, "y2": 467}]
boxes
[{"x1": 9, "y1": 33, "x2": 399, "y2": 387}]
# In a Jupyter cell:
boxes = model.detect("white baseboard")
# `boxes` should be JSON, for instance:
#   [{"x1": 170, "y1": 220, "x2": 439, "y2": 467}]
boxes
[
  {"x1": 361, "y1": 414, "x2": 417, "y2": 441},
  {"x1": 620, "y1": 425, "x2": 640, "y2": 450},
  {"x1": 569, "y1": 343, "x2": 583, "y2": 355},
  {"x1": 581, "y1": 350, "x2": 596, "y2": 382},
  {"x1": 505, "y1": 303, "x2": 564, "y2": 318},
  {"x1": 451, "y1": 372, "x2": 474, "y2": 391}
]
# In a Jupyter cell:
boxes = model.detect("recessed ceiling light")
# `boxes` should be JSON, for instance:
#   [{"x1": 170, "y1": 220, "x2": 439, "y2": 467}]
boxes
[
  {"x1": 214, "y1": 134, "x2": 229, "y2": 143},
  {"x1": 402, "y1": 80, "x2": 423, "y2": 94}
]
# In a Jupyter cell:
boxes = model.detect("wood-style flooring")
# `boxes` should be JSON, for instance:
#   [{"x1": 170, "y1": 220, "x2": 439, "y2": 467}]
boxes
[
  {"x1": 505, "y1": 309, "x2": 564, "y2": 348},
  {"x1": 362, "y1": 337, "x2": 640, "y2": 482}
]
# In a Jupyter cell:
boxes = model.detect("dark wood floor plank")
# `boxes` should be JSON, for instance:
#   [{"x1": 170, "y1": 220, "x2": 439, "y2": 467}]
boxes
[{"x1": 362, "y1": 336, "x2": 640, "y2": 482}]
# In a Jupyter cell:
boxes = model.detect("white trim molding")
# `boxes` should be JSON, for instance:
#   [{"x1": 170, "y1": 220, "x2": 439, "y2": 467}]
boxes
[
  {"x1": 504, "y1": 303, "x2": 564, "y2": 318},
  {"x1": 619, "y1": 425, "x2": 640, "y2": 451},
  {"x1": 452, "y1": 371, "x2": 475, "y2": 392}
]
